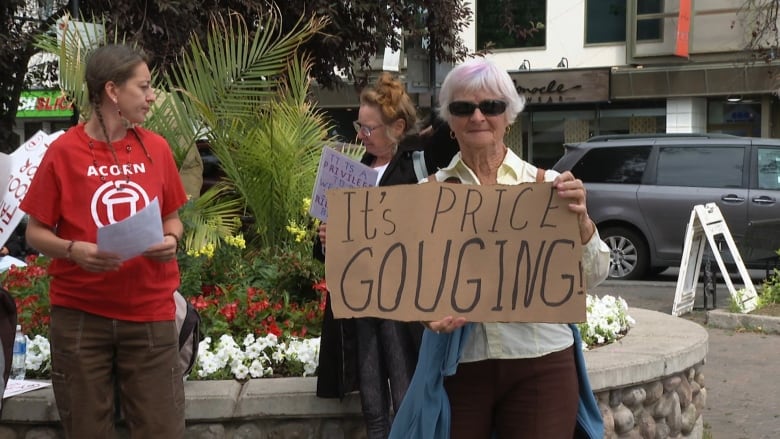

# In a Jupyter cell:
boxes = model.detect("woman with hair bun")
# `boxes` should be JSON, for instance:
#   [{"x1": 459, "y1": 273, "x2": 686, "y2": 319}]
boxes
[{"x1": 315, "y1": 72, "x2": 444, "y2": 439}]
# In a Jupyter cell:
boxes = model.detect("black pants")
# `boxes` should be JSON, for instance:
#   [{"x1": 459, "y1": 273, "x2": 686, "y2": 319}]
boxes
[{"x1": 355, "y1": 317, "x2": 419, "y2": 439}]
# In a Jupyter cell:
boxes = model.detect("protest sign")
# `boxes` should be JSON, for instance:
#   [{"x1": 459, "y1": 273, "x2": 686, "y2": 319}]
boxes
[
  {"x1": 309, "y1": 146, "x2": 377, "y2": 221},
  {"x1": 325, "y1": 182, "x2": 585, "y2": 323},
  {"x1": 0, "y1": 130, "x2": 63, "y2": 247}
]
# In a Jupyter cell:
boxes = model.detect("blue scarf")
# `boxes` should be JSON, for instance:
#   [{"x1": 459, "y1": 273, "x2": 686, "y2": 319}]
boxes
[{"x1": 389, "y1": 323, "x2": 603, "y2": 439}]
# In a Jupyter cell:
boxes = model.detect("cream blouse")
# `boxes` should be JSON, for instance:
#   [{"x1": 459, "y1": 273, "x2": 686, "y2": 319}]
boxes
[{"x1": 431, "y1": 149, "x2": 611, "y2": 361}]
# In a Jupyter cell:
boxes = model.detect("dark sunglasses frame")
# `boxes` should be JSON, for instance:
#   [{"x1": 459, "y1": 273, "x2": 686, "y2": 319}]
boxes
[{"x1": 448, "y1": 100, "x2": 507, "y2": 117}]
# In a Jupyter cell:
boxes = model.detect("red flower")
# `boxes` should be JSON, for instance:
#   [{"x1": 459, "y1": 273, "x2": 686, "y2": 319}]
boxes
[
  {"x1": 312, "y1": 279, "x2": 327, "y2": 293},
  {"x1": 268, "y1": 324, "x2": 281, "y2": 337},
  {"x1": 191, "y1": 295, "x2": 215, "y2": 311},
  {"x1": 219, "y1": 302, "x2": 239, "y2": 322}
]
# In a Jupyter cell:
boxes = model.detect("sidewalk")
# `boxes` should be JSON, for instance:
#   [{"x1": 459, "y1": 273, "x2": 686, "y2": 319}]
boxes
[
  {"x1": 702, "y1": 326, "x2": 780, "y2": 439},
  {"x1": 591, "y1": 279, "x2": 780, "y2": 439}
]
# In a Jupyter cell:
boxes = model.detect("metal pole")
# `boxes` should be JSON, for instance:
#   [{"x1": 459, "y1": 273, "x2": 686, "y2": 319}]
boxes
[
  {"x1": 703, "y1": 256, "x2": 717, "y2": 310},
  {"x1": 71, "y1": 0, "x2": 79, "y2": 17}
]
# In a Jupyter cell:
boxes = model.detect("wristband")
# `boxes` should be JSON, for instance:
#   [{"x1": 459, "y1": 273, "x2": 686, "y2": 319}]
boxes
[
  {"x1": 164, "y1": 232, "x2": 181, "y2": 248},
  {"x1": 65, "y1": 240, "x2": 75, "y2": 260}
]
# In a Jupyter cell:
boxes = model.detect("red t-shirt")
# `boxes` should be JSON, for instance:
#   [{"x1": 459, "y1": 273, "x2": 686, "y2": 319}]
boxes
[{"x1": 20, "y1": 124, "x2": 188, "y2": 321}]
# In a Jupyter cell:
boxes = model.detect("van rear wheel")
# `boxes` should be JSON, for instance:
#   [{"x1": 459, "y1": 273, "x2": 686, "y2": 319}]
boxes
[{"x1": 601, "y1": 227, "x2": 649, "y2": 280}]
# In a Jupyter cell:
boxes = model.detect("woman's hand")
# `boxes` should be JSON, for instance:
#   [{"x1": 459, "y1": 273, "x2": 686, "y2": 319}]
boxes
[
  {"x1": 142, "y1": 235, "x2": 179, "y2": 262},
  {"x1": 69, "y1": 241, "x2": 122, "y2": 272},
  {"x1": 553, "y1": 171, "x2": 596, "y2": 244},
  {"x1": 423, "y1": 316, "x2": 468, "y2": 334}
]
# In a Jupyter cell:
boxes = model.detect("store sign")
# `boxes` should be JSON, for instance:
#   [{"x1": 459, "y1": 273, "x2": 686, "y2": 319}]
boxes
[
  {"x1": 17, "y1": 90, "x2": 73, "y2": 118},
  {"x1": 509, "y1": 69, "x2": 610, "y2": 105}
]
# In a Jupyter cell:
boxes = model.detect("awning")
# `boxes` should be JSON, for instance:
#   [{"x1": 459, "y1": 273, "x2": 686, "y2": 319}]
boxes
[{"x1": 611, "y1": 62, "x2": 780, "y2": 100}]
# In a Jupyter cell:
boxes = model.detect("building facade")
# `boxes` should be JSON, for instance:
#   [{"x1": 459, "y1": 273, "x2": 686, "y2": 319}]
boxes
[
  {"x1": 462, "y1": 0, "x2": 780, "y2": 166},
  {"x1": 318, "y1": 0, "x2": 780, "y2": 168}
]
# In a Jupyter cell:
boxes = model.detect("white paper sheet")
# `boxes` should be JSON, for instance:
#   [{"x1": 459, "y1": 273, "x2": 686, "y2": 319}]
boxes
[
  {"x1": 96, "y1": 198, "x2": 163, "y2": 261},
  {"x1": 3, "y1": 379, "x2": 51, "y2": 399},
  {"x1": 0, "y1": 256, "x2": 27, "y2": 272}
]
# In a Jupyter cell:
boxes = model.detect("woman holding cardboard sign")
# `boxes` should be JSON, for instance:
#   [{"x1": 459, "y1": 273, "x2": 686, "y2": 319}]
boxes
[
  {"x1": 388, "y1": 58, "x2": 610, "y2": 439},
  {"x1": 315, "y1": 72, "x2": 458, "y2": 439}
]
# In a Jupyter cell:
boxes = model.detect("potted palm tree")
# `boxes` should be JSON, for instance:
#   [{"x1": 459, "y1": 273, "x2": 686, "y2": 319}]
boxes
[{"x1": 38, "y1": 8, "x2": 331, "y2": 252}]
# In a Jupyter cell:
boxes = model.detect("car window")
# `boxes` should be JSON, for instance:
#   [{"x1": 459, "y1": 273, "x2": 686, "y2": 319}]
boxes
[
  {"x1": 757, "y1": 147, "x2": 780, "y2": 190},
  {"x1": 656, "y1": 146, "x2": 744, "y2": 188},
  {"x1": 570, "y1": 146, "x2": 650, "y2": 184}
]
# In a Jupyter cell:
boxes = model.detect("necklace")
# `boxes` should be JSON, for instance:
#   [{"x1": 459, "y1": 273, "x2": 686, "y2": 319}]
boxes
[{"x1": 87, "y1": 127, "x2": 153, "y2": 185}]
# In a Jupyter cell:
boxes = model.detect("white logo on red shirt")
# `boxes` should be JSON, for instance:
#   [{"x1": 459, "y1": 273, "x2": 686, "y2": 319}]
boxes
[{"x1": 91, "y1": 180, "x2": 151, "y2": 227}]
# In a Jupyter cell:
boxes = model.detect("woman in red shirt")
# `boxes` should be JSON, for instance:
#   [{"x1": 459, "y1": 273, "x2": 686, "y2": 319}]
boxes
[{"x1": 21, "y1": 44, "x2": 188, "y2": 438}]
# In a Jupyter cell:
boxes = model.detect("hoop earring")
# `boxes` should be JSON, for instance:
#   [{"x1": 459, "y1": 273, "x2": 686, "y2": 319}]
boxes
[{"x1": 450, "y1": 130, "x2": 456, "y2": 139}]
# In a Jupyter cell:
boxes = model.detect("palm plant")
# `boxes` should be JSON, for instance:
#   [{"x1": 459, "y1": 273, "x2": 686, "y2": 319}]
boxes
[
  {"x1": 168, "y1": 12, "x2": 330, "y2": 248},
  {"x1": 37, "y1": 9, "x2": 332, "y2": 250}
]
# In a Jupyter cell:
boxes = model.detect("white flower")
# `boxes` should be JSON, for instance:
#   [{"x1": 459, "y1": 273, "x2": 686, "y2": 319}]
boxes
[
  {"x1": 249, "y1": 359, "x2": 266, "y2": 378},
  {"x1": 15, "y1": 328, "x2": 322, "y2": 381},
  {"x1": 190, "y1": 333, "x2": 321, "y2": 380},
  {"x1": 26, "y1": 335, "x2": 51, "y2": 372},
  {"x1": 578, "y1": 294, "x2": 634, "y2": 350}
]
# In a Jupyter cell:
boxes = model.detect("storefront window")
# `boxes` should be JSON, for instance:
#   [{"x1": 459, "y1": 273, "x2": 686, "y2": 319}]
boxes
[
  {"x1": 521, "y1": 105, "x2": 666, "y2": 167},
  {"x1": 708, "y1": 99, "x2": 761, "y2": 137},
  {"x1": 585, "y1": 0, "x2": 626, "y2": 44},
  {"x1": 530, "y1": 110, "x2": 595, "y2": 169},
  {"x1": 599, "y1": 107, "x2": 666, "y2": 135},
  {"x1": 637, "y1": 0, "x2": 662, "y2": 41}
]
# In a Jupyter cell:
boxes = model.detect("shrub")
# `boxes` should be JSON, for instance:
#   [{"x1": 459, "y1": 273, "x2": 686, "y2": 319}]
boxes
[
  {"x1": 1, "y1": 255, "x2": 51, "y2": 338},
  {"x1": 0, "y1": 244, "x2": 326, "y2": 380},
  {"x1": 759, "y1": 267, "x2": 780, "y2": 308}
]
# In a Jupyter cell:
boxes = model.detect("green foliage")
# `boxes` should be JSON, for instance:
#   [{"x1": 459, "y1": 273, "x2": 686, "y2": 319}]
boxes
[
  {"x1": 176, "y1": 187, "x2": 244, "y2": 255},
  {"x1": 177, "y1": 232, "x2": 325, "y2": 340},
  {"x1": 164, "y1": 12, "x2": 329, "y2": 248},
  {"x1": 728, "y1": 290, "x2": 748, "y2": 313},
  {"x1": 3, "y1": 1, "x2": 474, "y2": 157},
  {"x1": 477, "y1": 0, "x2": 546, "y2": 50},
  {"x1": 758, "y1": 268, "x2": 780, "y2": 308},
  {"x1": 36, "y1": 11, "x2": 331, "y2": 251},
  {"x1": 2, "y1": 241, "x2": 325, "y2": 345}
]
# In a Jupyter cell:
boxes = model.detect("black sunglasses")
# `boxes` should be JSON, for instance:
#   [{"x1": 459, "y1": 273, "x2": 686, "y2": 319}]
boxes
[{"x1": 448, "y1": 100, "x2": 507, "y2": 117}]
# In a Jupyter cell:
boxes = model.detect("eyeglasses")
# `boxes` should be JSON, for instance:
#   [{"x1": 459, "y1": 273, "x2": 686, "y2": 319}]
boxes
[
  {"x1": 448, "y1": 100, "x2": 508, "y2": 117},
  {"x1": 353, "y1": 121, "x2": 384, "y2": 137}
]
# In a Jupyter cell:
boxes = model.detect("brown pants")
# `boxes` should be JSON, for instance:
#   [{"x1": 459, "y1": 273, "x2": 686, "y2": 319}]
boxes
[
  {"x1": 50, "y1": 306, "x2": 185, "y2": 439},
  {"x1": 444, "y1": 346, "x2": 579, "y2": 439}
]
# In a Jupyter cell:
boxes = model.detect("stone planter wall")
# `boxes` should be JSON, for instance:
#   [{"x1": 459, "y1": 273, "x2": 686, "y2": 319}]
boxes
[
  {"x1": 0, "y1": 309, "x2": 708, "y2": 439},
  {"x1": 596, "y1": 363, "x2": 705, "y2": 438}
]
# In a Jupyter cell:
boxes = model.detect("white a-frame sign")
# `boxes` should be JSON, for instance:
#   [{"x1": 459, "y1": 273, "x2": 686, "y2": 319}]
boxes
[{"x1": 672, "y1": 203, "x2": 758, "y2": 316}]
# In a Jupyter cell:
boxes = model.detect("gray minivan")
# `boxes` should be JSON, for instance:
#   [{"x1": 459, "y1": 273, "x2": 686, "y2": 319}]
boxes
[{"x1": 552, "y1": 133, "x2": 780, "y2": 280}]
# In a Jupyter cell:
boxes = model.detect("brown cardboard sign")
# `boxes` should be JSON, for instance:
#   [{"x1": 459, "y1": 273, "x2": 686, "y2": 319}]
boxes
[{"x1": 324, "y1": 181, "x2": 585, "y2": 323}]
